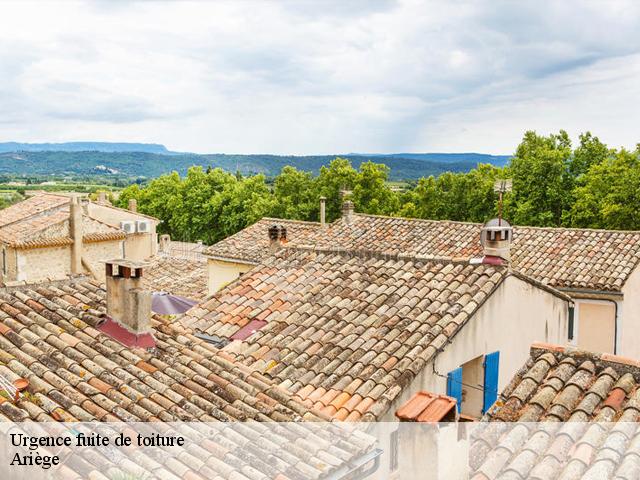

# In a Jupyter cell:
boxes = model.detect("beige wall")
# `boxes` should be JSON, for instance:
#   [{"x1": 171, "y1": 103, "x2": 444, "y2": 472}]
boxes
[
  {"x1": 207, "y1": 258, "x2": 254, "y2": 294},
  {"x1": 16, "y1": 246, "x2": 72, "y2": 283},
  {"x1": 379, "y1": 275, "x2": 569, "y2": 421},
  {"x1": 83, "y1": 240, "x2": 124, "y2": 281},
  {"x1": 461, "y1": 355, "x2": 484, "y2": 418},
  {"x1": 87, "y1": 202, "x2": 158, "y2": 260},
  {"x1": 620, "y1": 267, "x2": 640, "y2": 357},
  {"x1": 0, "y1": 245, "x2": 18, "y2": 284},
  {"x1": 574, "y1": 300, "x2": 616, "y2": 354},
  {"x1": 1, "y1": 240, "x2": 122, "y2": 285}
]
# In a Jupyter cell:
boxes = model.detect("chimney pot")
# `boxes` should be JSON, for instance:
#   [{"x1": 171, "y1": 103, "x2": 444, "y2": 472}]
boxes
[
  {"x1": 159, "y1": 234, "x2": 171, "y2": 253},
  {"x1": 128, "y1": 198, "x2": 138, "y2": 213},
  {"x1": 480, "y1": 218, "x2": 513, "y2": 263},
  {"x1": 342, "y1": 200, "x2": 354, "y2": 224},
  {"x1": 320, "y1": 197, "x2": 326, "y2": 228},
  {"x1": 105, "y1": 260, "x2": 151, "y2": 334}
]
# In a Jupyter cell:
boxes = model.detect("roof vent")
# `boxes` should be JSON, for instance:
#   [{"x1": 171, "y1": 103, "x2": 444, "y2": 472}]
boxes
[{"x1": 480, "y1": 218, "x2": 513, "y2": 263}]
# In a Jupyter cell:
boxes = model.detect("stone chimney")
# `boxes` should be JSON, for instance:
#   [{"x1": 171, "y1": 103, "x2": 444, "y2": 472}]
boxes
[
  {"x1": 69, "y1": 197, "x2": 83, "y2": 275},
  {"x1": 128, "y1": 198, "x2": 137, "y2": 213},
  {"x1": 320, "y1": 196, "x2": 326, "y2": 228},
  {"x1": 342, "y1": 200, "x2": 354, "y2": 224},
  {"x1": 480, "y1": 218, "x2": 513, "y2": 264},
  {"x1": 268, "y1": 224, "x2": 287, "y2": 253},
  {"x1": 159, "y1": 234, "x2": 171, "y2": 253},
  {"x1": 98, "y1": 191, "x2": 107, "y2": 204},
  {"x1": 105, "y1": 260, "x2": 152, "y2": 335}
]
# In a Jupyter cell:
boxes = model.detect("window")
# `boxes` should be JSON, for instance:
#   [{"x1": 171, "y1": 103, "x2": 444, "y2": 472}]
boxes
[
  {"x1": 389, "y1": 429, "x2": 399, "y2": 472},
  {"x1": 448, "y1": 351, "x2": 500, "y2": 419}
]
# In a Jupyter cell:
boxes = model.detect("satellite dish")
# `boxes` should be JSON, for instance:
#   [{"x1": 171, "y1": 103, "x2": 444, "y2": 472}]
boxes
[{"x1": 152, "y1": 292, "x2": 197, "y2": 315}]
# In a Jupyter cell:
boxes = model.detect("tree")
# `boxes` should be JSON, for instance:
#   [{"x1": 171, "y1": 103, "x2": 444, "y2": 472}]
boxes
[
  {"x1": 315, "y1": 158, "x2": 358, "y2": 221},
  {"x1": 272, "y1": 166, "x2": 318, "y2": 220},
  {"x1": 506, "y1": 130, "x2": 572, "y2": 226},
  {"x1": 568, "y1": 146, "x2": 640, "y2": 230},
  {"x1": 351, "y1": 162, "x2": 399, "y2": 215}
]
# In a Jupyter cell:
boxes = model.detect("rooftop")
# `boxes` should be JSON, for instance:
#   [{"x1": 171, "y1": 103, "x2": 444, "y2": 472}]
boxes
[
  {"x1": 471, "y1": 343, "x2": 640, "y2": 479},
  {"x1": 205, "y1": 212, "x2": 640, "y2": 292},
  {"x1": 203, "y1": 217, "x2": 322, "y2": 264},
  {"x1": 0, "y1": 193, "x2": 125, "y2": 248},
  {"x1": 144, "y1": 255, "x2": 209, "y2": 300},
  {"x1": 181, "y1": 247, "x2": 565, "y2": 421},
  {"x1": 0, "y1": 279, "x2": 325, "y2": 423},
  {"x1": 485, "y1": 342, "x2": 640, "y2": 423}
]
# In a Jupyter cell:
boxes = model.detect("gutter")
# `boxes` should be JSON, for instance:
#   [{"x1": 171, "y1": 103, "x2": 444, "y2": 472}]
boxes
[
  {"x1": 558, "y1": 287, "x2": 623, "y2": 300},
  {"x1": 324, "y1": 448, "x2": 382, "y2": 480}
]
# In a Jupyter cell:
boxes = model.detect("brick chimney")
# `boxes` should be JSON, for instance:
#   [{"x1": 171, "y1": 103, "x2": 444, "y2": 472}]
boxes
[
  {"x1": 320, "y1": 196, "x2": 326, "y2": 228},
  {"x1": 69, "y1": 197, "x2": 83, "y2": 275},
  {"x1": 104, "y1": 260, "x2": 152, "y2": 335},
  {"x1": 480, "y1": 218, "x2": 513, "y2": 264},
  {"x1": 342, "y1": 200, "x2": 354, "y2": 224},
  {"x1": 128, "y1": 198, "x2": 137, "y2": 213}
]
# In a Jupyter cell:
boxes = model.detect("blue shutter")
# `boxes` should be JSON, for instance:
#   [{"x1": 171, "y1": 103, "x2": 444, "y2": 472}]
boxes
[
  {"x1": 446, "y1": 367, "x2": 463, "y2": 412},
  {"x1": 483, "y1": 351, "x2": 500, "y2": 413}
]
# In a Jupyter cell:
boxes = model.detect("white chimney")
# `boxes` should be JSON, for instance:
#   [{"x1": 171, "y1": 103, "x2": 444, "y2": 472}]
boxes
[
  {"x1": 128, "y1": 198, "x2": 138, "y2": 213},
  {"x1": 69, "y1": 197, "x2": 83, "y2": 275},
  {"x1": 159, "y1": 234, "x2": 171, "y2": 253},
  {"x1": 105, "y1": 260, "x2": 152, "y2": 334},
  {"x1": 480, "y1": 218, "x2": 513, "y2": 264},
  {"x1": 320, "y1": 196, "x2": 326, "y2": 228},
  {"x1": 342, "y1": 200, "x2": 354, "y2": 224}
]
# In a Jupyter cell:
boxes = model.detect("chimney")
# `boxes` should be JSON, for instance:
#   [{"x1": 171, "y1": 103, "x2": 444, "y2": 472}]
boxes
[
  {"x1": 105, "y1": 260, "x2": 152, "y2": 335},
  {"x1": 320, "y1": 196, "x2": 326, "y2": 228},
  {"x1": 128, "y1": 198, "x2": 138, "y2": 213},
  {"x1": 69, "y1": 197, "x2": 83, "y2": 275},
  {"x1": 159, "y1": 234, "x2": 171, "y2": 253},
  {"x1": 342, "y1": 200, "x2": 354, "y2": 224},
  {"x1": 98, "y1": 191, "x2": 107, "y2": 204},
  {"x1": 480, "y1": 218, "x2": 513, "y2": 264},
  {"x1": 268, "y1": 224, "x2": 287, "y2": 253}
]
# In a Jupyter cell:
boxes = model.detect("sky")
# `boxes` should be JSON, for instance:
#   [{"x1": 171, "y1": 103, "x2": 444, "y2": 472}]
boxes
[{"x1": 1, "y1": 0, "x2": 639, "y2": 155}]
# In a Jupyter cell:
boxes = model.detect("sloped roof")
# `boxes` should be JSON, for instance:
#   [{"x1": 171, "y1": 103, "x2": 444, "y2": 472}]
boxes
[
  {"x1": 181, "y1": 248, "x2": 562, "y2": 421},
  {"x1": 0, "y1": 279, "x2": 325, "y2": 423},
  {"x1": 471, "y1": 343, "x2": 640, "y2": 480},
  {"x1": 144, "y1": 255, "x2": 209, "y2": 300},
  {"x1": 395, "y1": 391, "x2": 457, "y2": 422},
  {"x1": 203, "y1": 218, "x2": 322, "y2": 263},
  {"x1": 0, "y1": 194, "x2": 125, "y2": 248},
  {"x1": 320, "y1": 215, "x2": 640, "y2": 292},
  {"x1": 0, "y1": 193, "x2": 70, "y2": 228},
  {"x1": 485, "y1": 343, "x2": 640, "y2": 423}
]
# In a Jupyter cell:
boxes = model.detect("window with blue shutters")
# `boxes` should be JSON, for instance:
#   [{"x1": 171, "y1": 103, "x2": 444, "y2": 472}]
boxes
[
  {"x1": 483, "y1": 351, "x2": 500, "y2": 413},
  {"x1": 446, "y1": 367, "x2": 463, "y2": 412}
]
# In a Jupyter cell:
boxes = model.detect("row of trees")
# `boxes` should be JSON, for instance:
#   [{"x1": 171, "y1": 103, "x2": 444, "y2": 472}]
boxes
[{"x1": 116, "y1": 131, "x2": 640, "y2": 244}]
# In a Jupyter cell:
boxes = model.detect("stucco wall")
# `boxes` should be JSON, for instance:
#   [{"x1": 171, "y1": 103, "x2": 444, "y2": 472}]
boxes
[
  {"x1": 207, "y1": 258, "x2": 254, "y2": 294},
  {"x1": 87, "y1": 202, "x2": 158, "y2": 260},
  {"x1": 83, "y1": 240, "x2": 124, "y2": 281},
  {"x1": 378, "y1": 275, "x2": 568, "y2": 421},
  {"x1": 620, "y1": 267, "x2": 640, "y2": 357},
  {"x1": 0, "y1": 245, "x2": 18, "y2": 284},
  {"x1": 16, "y1": 246, "x2": 72, "y2": 282}
]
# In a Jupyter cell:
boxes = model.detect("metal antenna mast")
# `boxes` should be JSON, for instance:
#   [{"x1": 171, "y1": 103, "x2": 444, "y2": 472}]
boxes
[{"x1": 493, "y1": 179, "x2": 512, "y2": 226}]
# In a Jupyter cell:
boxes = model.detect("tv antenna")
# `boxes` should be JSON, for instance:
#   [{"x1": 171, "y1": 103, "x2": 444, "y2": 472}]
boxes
[{"x1": 493, "y1": 179, "x2": 512, "y2": 225}]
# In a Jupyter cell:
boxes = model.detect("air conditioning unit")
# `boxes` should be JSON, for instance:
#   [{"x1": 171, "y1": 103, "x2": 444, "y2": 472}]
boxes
[
  {"x1": 120, "y1": 221, "x2": 136, "y2": 234},
  {"x1": 136, "y1": 220, "x2": 151, "y2": 233}
]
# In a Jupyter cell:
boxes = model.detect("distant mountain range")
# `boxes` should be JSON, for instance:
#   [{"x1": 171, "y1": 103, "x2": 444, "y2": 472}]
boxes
[{"x1": 0, "y1": 142, "x2": 511, "y2": 180}]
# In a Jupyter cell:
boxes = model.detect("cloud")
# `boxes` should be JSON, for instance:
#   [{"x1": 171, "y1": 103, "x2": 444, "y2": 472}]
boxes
[{"x1": 0, "y1": 0, "x2": 639, "y2": 154}]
